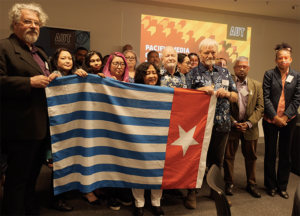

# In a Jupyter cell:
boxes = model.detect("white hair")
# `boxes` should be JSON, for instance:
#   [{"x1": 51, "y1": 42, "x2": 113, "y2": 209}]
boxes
[
  {"x1": 161, "y1": 46, "x2": 177, "y2": 59},
  {"x1": 8, "y1": 3, "x2": 48, "y2": 31},
  {"x1": 123, "y1": 49, "x2": 141, "y2": 70},
  {"x1": 233, "y1": 56, "x2": 250, "y2": 67},
  {"x1": 198, "y1": 38, "x2": 218, "y2": 52}
]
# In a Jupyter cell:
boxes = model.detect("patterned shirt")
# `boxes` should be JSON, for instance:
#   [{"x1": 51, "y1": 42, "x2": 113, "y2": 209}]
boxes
[
  {"x1": 160, "y1": 66, "x2": 186, "y2": 88},
  {"x1": 129, "y1": 76, "x2": 134, "y2": 83},
  {"x1": 186, "y1": 63, "x2": 237, "y2": 132}
]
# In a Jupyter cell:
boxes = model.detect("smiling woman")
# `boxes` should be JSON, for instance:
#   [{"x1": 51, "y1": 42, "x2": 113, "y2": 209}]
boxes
[
  {"x1": 82, "y1": 50, "x2": 103, "y2": 74},
  {"x1": 134, "y1": 61, "x2": 161, "y2": 86},
  {"x1": 102, "y1": 52, "x2": 129, "y2": 82},
  {"x1": 51, "y1": 48, "x2": 77, "y2": 76}
]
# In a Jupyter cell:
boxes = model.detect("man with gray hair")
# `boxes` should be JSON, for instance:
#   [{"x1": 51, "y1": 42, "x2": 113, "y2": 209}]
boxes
[
  {"x1": 223, "y1": 56, "x2": 264, "y2": 198},
  {"x1": 160, "y1": 46, "x2": 186, "y2": 88},
  {"x1": 0, "y1": 3, "x2": 60, "y2": 215},
  {"x1": 185, "y1": 38, "x2": 238, "y2": 209},
  {"x1": 147, "y1": 50, "x2": 160, "y2": 67}
]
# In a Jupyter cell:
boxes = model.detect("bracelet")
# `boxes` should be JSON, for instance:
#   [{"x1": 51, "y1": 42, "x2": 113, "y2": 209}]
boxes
[{"x1": 228, "y1": 92, "x2": 232, "y2": 100}]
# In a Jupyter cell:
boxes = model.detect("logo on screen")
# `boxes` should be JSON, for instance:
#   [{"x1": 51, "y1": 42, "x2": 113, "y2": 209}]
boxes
[
  {"x1": 55, "y1": 33, "x2": 71, "y2": 44},
  {"x1": 227, "y1": 26, "x2": 248, "y2": 41},
  {"x1": 50, "y1": 28, "x2": 75, "y2": 50}
]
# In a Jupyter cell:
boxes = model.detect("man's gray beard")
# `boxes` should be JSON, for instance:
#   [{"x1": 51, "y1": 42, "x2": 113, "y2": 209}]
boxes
[
  {"x1": 23, "y1": 31, "x2": 39, "y2": 44},
  {"x1": 205, "y1": 59, "x2": 215, "y2": 66}
]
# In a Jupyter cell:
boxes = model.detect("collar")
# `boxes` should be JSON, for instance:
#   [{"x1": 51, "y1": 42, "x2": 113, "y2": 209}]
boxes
[
  {"x1": 236, "y1": 77, "x2": 247, "y2": 84},
  {"x1": 275, "y1": 66, "x2": 290, "y2": 76},
  {"x1": 12, "y1": 33, "x2": 32, "y2": 51},
  {"x1": 198, "y1": 63, "x2": 218, "y2": 73},
  {"x1": 160, "y1": 66, "x2": 180, "y2": 76}
]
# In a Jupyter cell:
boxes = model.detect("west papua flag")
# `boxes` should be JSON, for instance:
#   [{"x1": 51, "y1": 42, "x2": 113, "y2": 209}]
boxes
[{"x1": 46, "y1": 75, "x2": 217, "y2": 195}]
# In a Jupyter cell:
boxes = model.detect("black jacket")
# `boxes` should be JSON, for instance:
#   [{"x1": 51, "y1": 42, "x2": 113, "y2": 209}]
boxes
[
  {"x1": 263, "y1": 66, "x2": 300, "y2": 119},
  {"x1": 0, "y1": 34, "x2": 52, "y2": 140}
]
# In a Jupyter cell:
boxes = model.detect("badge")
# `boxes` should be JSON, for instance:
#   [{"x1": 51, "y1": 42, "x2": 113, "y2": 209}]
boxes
[
  {"x1": 45, "y1": 62, "x2": 49, "y2": 70},
  {"x1": 211, "y1": 83, "x2": 215, "y2": 88},
  {"x1": 240, "y1": 88, "x2": 249, "y2": 97},
  {"x1": 286, "y1": 75, "x2": 294, "y2": 83},
  {"x1": 222, "y1": 79, "x2": 229, "y2": 86}
]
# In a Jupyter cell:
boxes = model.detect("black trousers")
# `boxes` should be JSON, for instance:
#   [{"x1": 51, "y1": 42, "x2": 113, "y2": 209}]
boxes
[
  {"x1": 2, "y1": 138, "x2": 47, "y2": 215},
  {"x1": 207, "y1": 129, "x2": 230, "y2": 169},
  {"x1": 263, "y1": 117, "x2": 298, "y2": 191}
]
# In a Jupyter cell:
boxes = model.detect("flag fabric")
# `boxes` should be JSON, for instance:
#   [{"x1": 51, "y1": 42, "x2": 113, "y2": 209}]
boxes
[{"x1": 46, "y1": 75, "x2": 217, "y2": 195}]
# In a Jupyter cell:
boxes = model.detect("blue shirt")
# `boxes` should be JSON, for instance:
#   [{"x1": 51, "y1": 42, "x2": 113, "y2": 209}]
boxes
[
  {"x1": 186, "y1": 63, "x2": 237, "y2": 132},
  {"x1": 160, "y1": 66, "x2": 186, "y2": 88}
]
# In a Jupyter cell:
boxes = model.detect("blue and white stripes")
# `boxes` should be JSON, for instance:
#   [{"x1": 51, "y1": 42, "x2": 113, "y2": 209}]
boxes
[{"x1": 46, "y1": 75, "x2": 175, "y2": 195}]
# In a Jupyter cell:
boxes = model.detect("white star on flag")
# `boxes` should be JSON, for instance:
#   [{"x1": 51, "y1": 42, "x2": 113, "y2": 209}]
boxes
[{"x1": 170, "y1": 125, "x2": 199, "y2": 156}]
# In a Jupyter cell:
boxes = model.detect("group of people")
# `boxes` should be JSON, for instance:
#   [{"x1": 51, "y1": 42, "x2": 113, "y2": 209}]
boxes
[{"x1": 0, "y1": 2, "x2": 300, "y2": 216}]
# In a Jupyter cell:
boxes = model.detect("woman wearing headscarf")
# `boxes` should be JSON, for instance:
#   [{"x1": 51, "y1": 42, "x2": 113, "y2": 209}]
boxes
[{"x1": 102, "y1": 52, "x2": 129, "y2": 82}]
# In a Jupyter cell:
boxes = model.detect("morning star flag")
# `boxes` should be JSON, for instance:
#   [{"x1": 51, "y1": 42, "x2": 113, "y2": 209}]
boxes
[{"x1": 46, "y1": 75, "x2": 217, "y2": 195}]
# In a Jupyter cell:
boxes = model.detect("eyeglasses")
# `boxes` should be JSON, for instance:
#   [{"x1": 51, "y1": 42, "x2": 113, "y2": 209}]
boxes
[
  {"x1": 235, "y1": 65, "x2": 248, "y2": 69},
  {"x1": 111, "y1": 62, "x2": 125, "y2": 67},
  {"x1": 125, "y1": 57, "x2": 136, "y2": 60},
  {"x1": 22, "y1": 19, "x2": 40, "y2": 27},
  {"x1": 184, "y1": 61, "x2": 191, "y2": 66}
]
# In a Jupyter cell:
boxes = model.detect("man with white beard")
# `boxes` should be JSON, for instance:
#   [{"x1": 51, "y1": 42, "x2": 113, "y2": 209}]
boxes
[
  {"x1": 0, "y1": 3, "x2": 59, "y2": 215},
  {"x1": 160, "y1": 46, "x2": 186, "y2": 88},
  {"x1": 185, "y1": 38, "x2": 238, "y2": 209}
]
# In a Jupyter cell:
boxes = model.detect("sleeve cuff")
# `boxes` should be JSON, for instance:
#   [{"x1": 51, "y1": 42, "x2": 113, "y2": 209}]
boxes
[
  {"x1": 232, "y1": 121, "x2": 237, "y2": 127},
  {"x1": 246, "y1": 121, "x2": 253, "y2": 129}
]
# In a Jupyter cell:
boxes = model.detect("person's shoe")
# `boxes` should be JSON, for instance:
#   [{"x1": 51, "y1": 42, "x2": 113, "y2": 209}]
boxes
[
  {"x1": 266, "y1": 189, "x2": 276, "y2": 197},
  {"x1": 134, "y1": 207, "x2": 144, "y2": 216},
  {"x1": 83, "y1": 195, "x2": 102, "y2": 205},
  {"x1": 225, "y1": 183, "x2": 234, "y2": 196},
  {"x1": 246, "y1": 185, "x2": 261, "y2": 198},
  {"x1": 52, "y1": 199, "x2": 74, "y2": 212},
  {"x1": 116, "y1": 194, "x2": 132, "y2": 206},
  {"x1": 278, "y1": 191, "x2": 289, "y2": 199},
  {"x1": 106, "y1": 198, "x2": 121, "y2": 210},
  {"x1": 184, "y1": 190, "x2": 198, "y2": 209},
  {"x1": 165, "y1": 189, "x2": 183, "y2": 198},
  {"x1": 152, "y1": 206, "x2": 164, "y2": 216},
  {"x1": 227, "y1": 198, "x2": 232, "y2": 207}
]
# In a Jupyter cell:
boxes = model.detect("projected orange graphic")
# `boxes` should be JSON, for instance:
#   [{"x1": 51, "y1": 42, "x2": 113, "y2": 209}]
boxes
[{"x1": 140, "y1": 15, "x2": 251, "y2": 64}]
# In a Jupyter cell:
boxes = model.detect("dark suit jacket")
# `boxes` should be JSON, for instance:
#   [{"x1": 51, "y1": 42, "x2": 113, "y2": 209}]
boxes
[
  {"x1": 229, "y1": 76, "x2": 264, "y2": 141},
  {"x1": 0, "y1": 34, "x2": 52, "y2": 140},
  {"x1": 263, "y1": 67, "x2": 300, "y2": 120}
]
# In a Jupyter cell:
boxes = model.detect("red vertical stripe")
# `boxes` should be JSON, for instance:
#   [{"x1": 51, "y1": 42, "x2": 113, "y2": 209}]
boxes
[{"x1": 162, "y1": 88, "x2": 211, "y2": 189}]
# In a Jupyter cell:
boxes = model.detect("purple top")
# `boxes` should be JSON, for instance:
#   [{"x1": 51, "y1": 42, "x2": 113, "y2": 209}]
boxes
[
  {"x1": 29, "y1": 44, "x2": 50, "y2": 77},
  {"x1": 234, "y1": 77, "x2": 253, "y2": 128}
]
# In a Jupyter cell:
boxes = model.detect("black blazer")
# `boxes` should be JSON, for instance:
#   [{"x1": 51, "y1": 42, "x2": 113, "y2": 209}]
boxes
[
  {"x1": 263, "y1": 66, "x2": 300, "y2": 119},
  {"x1": 0, "y1": 34, "x2": 52, "y2": 140}
]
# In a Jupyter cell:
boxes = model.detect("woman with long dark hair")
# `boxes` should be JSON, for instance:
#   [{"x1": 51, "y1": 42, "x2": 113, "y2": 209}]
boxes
[{"x1": 82, "y1": 50, "x2": 104, "y2": 74}]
